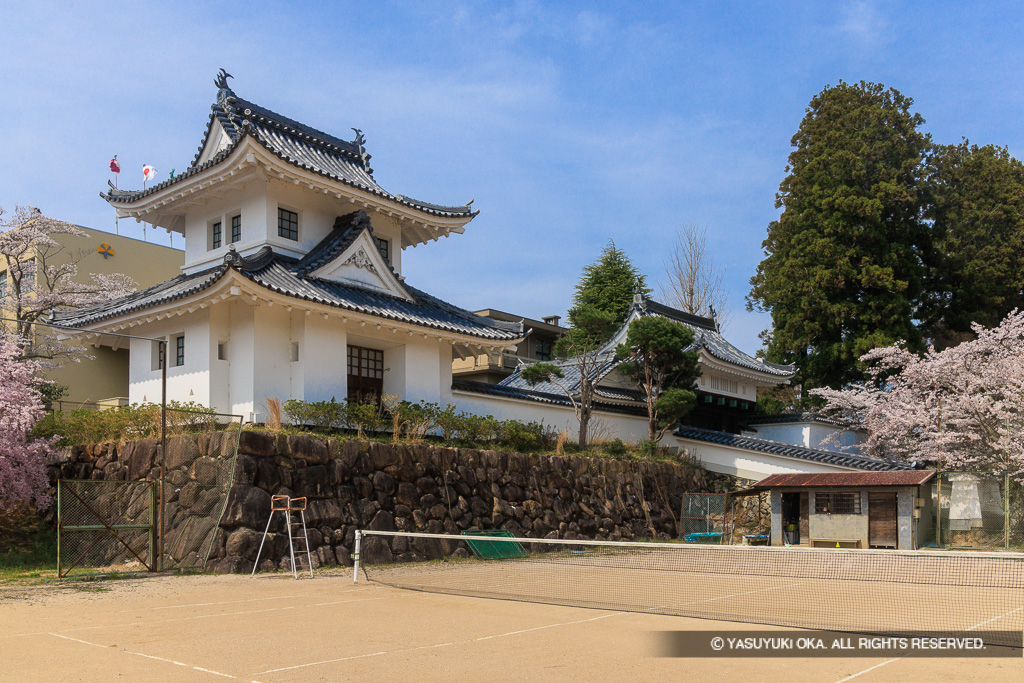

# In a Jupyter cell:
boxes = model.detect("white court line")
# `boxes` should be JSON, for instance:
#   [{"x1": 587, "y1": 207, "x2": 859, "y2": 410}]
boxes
[
  {"x1": 49, "y1": 632, "x2": 257, "y2": 681},
  {"x1": 965, "y1": 604, "x2": 1024, "y2": 631},
  {"x1": 152, "y1": 595, "x2": 299, "y2": 610},
  {"x1": 18, "y1": 595, "x2": 385, "y2": 638},
  {"x1": 152, "y1": 586, "x2": 373, "y2": 610},
  {"x1": 832, "y1": 603, "x2": 1024, "y2": 682},
  {"x1": 254, "y1": 611, "x2": 622, "y2": 674}
]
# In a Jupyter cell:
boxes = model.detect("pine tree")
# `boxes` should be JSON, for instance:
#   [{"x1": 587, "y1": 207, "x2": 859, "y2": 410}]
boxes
[{"x1": 748, "y1": 81, "x2": 930, "y2": 390}]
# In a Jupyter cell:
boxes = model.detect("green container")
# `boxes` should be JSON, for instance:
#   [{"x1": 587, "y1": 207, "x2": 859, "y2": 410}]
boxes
[{"x1": 461, "y1": 530, "x2": 528, "y2": 559}]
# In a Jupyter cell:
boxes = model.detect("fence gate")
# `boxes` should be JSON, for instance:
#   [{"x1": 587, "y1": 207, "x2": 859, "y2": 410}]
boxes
[
  {"x1": 57, "y1": 480, "x2": 156, "y2": 578},
  {"x1": 680, "y1": 492, "x2": 729, "y2": 543}
]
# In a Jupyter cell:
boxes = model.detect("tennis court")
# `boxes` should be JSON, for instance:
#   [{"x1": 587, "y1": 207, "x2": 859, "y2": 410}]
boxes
[{"x1": 1, "y1": 553, "x2": 1020, "y2": 682}]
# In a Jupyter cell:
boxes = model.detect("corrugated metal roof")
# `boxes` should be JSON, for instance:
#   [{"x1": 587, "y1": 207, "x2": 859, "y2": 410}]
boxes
[{"x1": 753, "y1": 471, "x2": 936, "y2": 488}]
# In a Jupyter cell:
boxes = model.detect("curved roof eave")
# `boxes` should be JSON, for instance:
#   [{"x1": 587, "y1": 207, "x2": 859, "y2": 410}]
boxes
[{"x1": 103, "y1": 120, "x2": 477, "y2": 223}]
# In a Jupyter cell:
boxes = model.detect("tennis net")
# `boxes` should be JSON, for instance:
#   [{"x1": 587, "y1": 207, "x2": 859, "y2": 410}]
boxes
[{"x1": 355, "y1": 530, "x2": 1024, "y2": 648}]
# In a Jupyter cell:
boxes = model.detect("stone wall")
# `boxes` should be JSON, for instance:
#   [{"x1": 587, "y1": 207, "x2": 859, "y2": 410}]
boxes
[{"x1": 47, "y1": 431, "x2": 726, "y2": 573}]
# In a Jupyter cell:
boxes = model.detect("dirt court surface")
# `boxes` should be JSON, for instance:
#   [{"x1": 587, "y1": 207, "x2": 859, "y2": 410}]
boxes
[{"x1": 1, "y1": 571, "x2": 1020, "y2": 682}]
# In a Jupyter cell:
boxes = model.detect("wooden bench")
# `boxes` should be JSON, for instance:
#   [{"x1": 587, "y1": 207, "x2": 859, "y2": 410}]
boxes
[{"x1": 811, "y1": 538, "x2": 862, "y2": 549}]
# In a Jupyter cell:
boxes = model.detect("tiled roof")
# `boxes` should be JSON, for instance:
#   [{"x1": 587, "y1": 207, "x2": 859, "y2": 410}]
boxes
[
  {"x1": 51, "y1": 222, "x2": 522, "y2": 341},
  {"x1": 744, "y1": 412, "x2": 851, "y2": 428},
  {"x1": 451, "y1": 380, "x2": 647, "y2": 417},
  {"x1": 498, "y1": 352, "x2": 620, "y2": 395},
  {"x1": 675, "y1": 425, "x2": 909, "y2": 471},
  {"x1": 641, "y1": 299, "x2": 795, "y2": 378},
  {"x1": 102, "y1": 77, "x2": 475, "y2": 220},
  {"x1": 499, "y1": 295, "x2": 795, "y2": 399},
  {"x1": 751, "y1": 471, "x2": 935, "y2": 488}
]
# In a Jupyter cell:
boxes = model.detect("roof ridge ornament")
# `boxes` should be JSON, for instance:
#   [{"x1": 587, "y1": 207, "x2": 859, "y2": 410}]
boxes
[
  {"x1": 351, "y1": 128, "x2": 373, "y2": 173},
  {"x1": 633, "y1": 281, "x2": 646, "y2": 310},
  {"x1": 223, "y1": 244, "x2": 243, "y2": 268},
  {"x1": 215, "y1": 68, "x2": 234, "y2": 96}
]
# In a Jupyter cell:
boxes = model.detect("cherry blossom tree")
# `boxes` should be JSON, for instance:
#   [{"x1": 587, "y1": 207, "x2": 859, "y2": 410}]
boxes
[
  {"x1": 813, "y1": 310, "x2": 1024, "y2": 478},
  {"x1": 0, "y1": 340, "x2": 55, "y2": 509},
  {"x1": 0, "y1": 205, "x2": 137, "y2": 365}
]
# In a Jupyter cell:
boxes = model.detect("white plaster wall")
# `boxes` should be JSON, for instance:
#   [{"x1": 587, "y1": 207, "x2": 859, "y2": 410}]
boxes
[
  {"x1": 302, "y1": 315, "x2": 348, "y2": 402},
  {"x1": 676, "y1": 439, "x2": 861, "y2": 481},
  {"x1": 807, "y1": 423, "x2": 863, "y2": 452},
  {"x1": 208, "y1": 302, "x2": 231, "y2": 413},
  {"x1": 226, "y1": 301, "x2": 255, "y2": 418},
  {"x1": 451, "y1": 391, "x2": 654, "y2": 444},
  {"x1": 381, "y1": 338, "x2": 450, "y2": 404},
  {"x1": 747, "y1": 422, "x2": 864, "y2": 453},
  {"x1": 183, "y1": 179, "x2": 407, "y2": 275},
  {"x1": 250, "y1": 303, "x2": 295, "y2": 420},
  {"x1": 183, "y1": 179, "x2": 268, "y2": 273},
  {"x1": 127, "y1": 312, "x2": 212, "y2": 407}
]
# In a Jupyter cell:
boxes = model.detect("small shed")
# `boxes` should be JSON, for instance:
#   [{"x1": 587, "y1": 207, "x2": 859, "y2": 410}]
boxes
[{"x1": 747, "y1": 471, "x2": 936, "y2": 550}]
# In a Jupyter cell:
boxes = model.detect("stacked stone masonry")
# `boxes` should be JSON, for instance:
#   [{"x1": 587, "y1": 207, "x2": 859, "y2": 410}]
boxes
[{"x1": 47, "y1": 431, "x2": 725, "y2": 574}]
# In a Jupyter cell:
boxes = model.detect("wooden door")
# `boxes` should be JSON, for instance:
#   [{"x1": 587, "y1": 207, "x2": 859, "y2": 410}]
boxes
[{"x1": 868, "y1": 492, "x2": 898, "y2": 548}]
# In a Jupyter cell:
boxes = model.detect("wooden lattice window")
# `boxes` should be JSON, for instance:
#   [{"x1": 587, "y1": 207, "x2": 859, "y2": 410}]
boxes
[{"x1": 347, "y1": 345, "x2": 384, "y2": 403}]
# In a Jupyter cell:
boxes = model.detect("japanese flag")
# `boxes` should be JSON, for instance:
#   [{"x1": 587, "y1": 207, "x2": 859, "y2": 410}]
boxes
[{"x1": 143, "y1": 165, "x2": 158, "y2": 182}]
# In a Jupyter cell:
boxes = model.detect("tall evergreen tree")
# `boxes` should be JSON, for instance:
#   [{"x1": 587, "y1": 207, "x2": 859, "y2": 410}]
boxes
[
  {"x1": 570, "y1": 241, "x2": 647, "y2": 324},
  {"x1": 920, "y1": 141, "x2": 1024, "y2": 349},
  {"x1": 748, "y1": 81, "x2": 930, "y2": 390}
]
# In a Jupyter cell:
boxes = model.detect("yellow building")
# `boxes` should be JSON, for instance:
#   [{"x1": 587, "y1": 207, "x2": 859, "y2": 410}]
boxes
[{"x1": 1, "y1": 226, "x2": 183, "y2": 406}]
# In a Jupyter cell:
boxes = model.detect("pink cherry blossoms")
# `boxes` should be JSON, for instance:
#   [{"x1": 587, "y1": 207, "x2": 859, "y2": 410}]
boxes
[
  {"x1": 0, "y1": 340, "x2": 55, "y2": 509},
  {"x1": 1, "y1": 205, "x2": 137, "y2": 364},
  {"x1": 813, "y1": 310, "x2": 1024, "y2": 479}
]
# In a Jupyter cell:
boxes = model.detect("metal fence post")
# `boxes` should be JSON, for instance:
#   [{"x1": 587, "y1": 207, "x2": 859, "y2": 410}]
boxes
[
  {"x1": 1006, "y1": 471, "x2": 1011, "y2": 550},
  {"x1": 353, "y1": 530, "x2": 362, "y2": 583},
  {"x1": 56, "y1": 481, "x2": 62, "y2": 580},
  {"x1": 159, "y1": 339, "x2": 167, "y2": 572},
  {"x1": 149, "y1": 481, "x2": 157, "y2": 569}
]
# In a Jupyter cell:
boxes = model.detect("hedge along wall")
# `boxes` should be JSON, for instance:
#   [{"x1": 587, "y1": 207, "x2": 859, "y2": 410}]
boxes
[{"x1": 46, "y1": 431, "x2": 726, "y2": 574}]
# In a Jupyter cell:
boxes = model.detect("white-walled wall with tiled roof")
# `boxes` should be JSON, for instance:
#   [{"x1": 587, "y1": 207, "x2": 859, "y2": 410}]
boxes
[{"x1": 182, "y1": 178, "x2": 405, "y2": 276}]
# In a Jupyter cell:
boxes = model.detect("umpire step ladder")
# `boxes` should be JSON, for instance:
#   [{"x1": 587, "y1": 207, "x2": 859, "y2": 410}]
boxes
[{"x1": 251, "y1": 495, "x2": 314, "y2": 579}]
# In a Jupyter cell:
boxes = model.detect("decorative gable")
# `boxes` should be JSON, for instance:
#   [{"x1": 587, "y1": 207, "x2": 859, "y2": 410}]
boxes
[
  {"x1": 307, "y1": 226, "x2": 413, "y2": 301},
  {"x1": 196, "y1": 119, "x2": 234, "y2": 165}
]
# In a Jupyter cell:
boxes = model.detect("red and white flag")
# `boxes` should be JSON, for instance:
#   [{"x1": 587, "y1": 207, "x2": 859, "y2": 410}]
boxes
[
  {"x1": 142, "y1": 165, "x2": 158, "y2": 182},
  {"x1": 110, "y1": 156, "x2": 120, "y2": 173}
]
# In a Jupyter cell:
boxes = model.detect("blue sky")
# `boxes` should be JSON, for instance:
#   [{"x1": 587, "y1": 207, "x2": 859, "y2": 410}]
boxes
[{"x1": 2, "y1": 1, "x2": 1022, "y2": 355}]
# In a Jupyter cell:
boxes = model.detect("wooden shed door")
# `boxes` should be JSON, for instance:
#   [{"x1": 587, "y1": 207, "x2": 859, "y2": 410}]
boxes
[{"x1": 868, "y1": 493, "x2": 898, "y2": 548}]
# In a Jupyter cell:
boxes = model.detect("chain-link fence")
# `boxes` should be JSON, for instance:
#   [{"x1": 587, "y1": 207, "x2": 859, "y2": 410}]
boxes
[
  {"x1": 680, "y1": 493, "x2": 729, "y2": 543},
  {"x1": 55, "y1": 407, "x2": 243, "y2": 578},
  {"x1": 159, "y1": 409, "x2": 243, "y2": 571},
  {"x1": 935, "y1": 471, "x2": 1024, "y2": 550},
  {"x1": 57, "y1": 480, "x2": 156, "y2": 578}
]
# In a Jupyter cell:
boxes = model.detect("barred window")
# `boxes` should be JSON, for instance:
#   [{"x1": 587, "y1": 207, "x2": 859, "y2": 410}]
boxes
[
  {"x1": 175, "y1": 335, "x2": 185, "y2": 367},
  {"x1": 815, "y1": 492, "x2": 861, "y2": 515},
  {"x1": 212, "y1": 221, "x2": 222, "y2": 249},
  {"x1": 0, "y1": 270, "x2": 6, "y2": 299},
  {"x1": 231, "y1": 215, "x2": 241, "y2": 243},
  {"x1": 376, "y1": 237, "x2": 389, "y2": 263},
  {"x1": 278, "y1": 208, "x2": 298, "y2": 240}
]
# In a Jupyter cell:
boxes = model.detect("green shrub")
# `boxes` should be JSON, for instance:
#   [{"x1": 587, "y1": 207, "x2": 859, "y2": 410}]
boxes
[
  {"x1": 285, "y1": 398, "x2": 347, "y2": 430},
  {"x1": 33, "y1": 401, "x2": 218, "y2": 446},
  {"x1": 602, "y1": 438, "x2": 629, "y2": 457}
]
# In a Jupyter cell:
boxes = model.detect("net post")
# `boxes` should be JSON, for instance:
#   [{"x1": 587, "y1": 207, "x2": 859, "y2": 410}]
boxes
[{"x1": 353, "y1": 530, "x2": 362, "y2": 583}]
